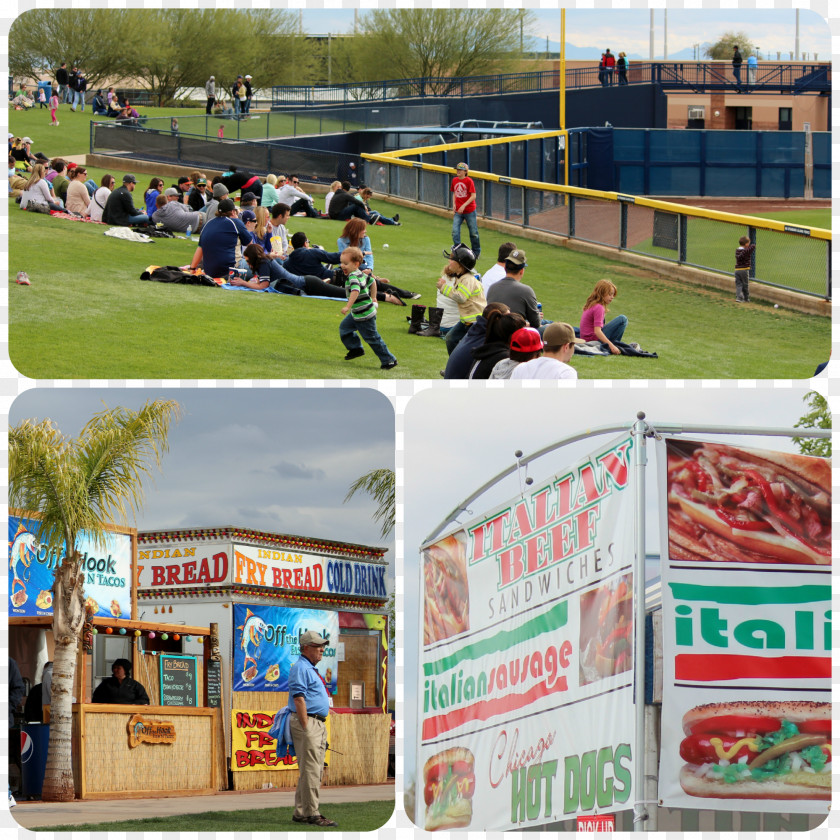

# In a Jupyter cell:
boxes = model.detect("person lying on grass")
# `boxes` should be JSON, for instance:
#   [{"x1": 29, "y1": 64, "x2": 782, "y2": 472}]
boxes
[
  {"x1": 284, "y1": 231, "x2": 342, "y2": 282},
  {"x1": 579, "y1": 279, "x2": 627, "y2": 356},
  {"x1": 228, "y1": 243, "x2": 346, "y2": 298},
  {"x1": 336, "y1": 218, "x2": 418, "y2": 305}
]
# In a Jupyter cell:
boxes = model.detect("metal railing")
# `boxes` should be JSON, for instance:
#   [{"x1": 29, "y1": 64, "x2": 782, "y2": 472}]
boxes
[
  {"x1": 363, "y1": 138, "x2": 831, "y2": 300},
  {"x1": 270, "y1": 62, "x2": 830, "y2": 106}
]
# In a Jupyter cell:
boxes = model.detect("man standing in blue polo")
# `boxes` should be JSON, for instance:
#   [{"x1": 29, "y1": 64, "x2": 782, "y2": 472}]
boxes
[{"x1": 287, "y1": 630, "x2": 338, "y2": 827}]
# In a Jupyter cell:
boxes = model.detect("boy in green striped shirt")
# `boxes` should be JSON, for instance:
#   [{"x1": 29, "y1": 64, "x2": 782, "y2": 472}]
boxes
[{"x1": 339, "y1": 246, "x2": 398, "y2": 370}]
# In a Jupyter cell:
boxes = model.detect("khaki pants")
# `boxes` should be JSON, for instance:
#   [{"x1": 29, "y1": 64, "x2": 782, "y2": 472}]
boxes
[{"x1": 290, "y1": 715, "x2": 327, "y2": 818}]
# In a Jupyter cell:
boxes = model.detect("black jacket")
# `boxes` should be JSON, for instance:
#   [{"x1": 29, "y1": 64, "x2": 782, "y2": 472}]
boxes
[
  {"x1": 92, "y1": 676, "x2": 150, "y2": 705},
  {"x1": 284, "y1": 247, "x2": 341, "y2": 280},
  {"x1": 327, "y1": 189, "x2": 354, "y2": 219},
  {"x1": 103, "y1": 185, "x2": 143, "y2": 225},
  {"x1": 469, "y1": 341, "x2": 511, "y2": 379},
  {"x1": 732, "y1": 48, "x2": 743, "y2": 67},
  {"x1": 56, "y1": 67, "x2": 68, "y2": 85}
]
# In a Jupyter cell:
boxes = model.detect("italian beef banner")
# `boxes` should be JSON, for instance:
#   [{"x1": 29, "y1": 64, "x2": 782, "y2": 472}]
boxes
[
  {"x1": 418, "y1": 435, "x2": 637, "y2": 831},
  {"x1": 658, "y1": 439, "x2": 831, "y2": 815}
]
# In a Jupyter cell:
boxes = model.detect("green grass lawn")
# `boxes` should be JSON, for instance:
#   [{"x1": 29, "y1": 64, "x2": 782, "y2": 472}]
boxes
[
  {"x1": 28, "y1": 799, "x2": 393, "y2": 831},
  {"x1": 10, "y1": 107, "x2": 830, "y2": 380}
]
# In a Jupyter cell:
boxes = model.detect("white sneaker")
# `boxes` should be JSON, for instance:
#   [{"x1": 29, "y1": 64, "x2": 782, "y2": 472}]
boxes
[{"x1": 56, "y1": 121, "x2": 59, "y2": 125}]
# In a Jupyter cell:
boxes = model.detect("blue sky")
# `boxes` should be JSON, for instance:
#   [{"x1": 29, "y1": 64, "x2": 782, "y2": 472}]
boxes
[{"x1": 298, "y1": 9, "x2": 830, "y2": 60}]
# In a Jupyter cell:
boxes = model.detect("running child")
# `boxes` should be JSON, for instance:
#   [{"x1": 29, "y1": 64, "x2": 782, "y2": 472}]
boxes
[
  {"x1": 49, "y1": 90, "x2": 59, "y2": 125},
  {"x1": 339, "y1": 246, "x2": 398, "y2": 370}
]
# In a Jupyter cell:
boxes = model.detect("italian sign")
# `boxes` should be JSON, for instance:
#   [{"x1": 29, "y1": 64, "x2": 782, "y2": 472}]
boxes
[
  {"x1": 418, "y1": 435, "x2": 637, "y2": 831},
  {"x1": 232, "y1": 604, "x2": 339, "y2": 693},
  {"x1": 230, "y1": 709, "x2": 332, "y2": 772},
  {"x1": 658, "y1": 439, "x2": 831, "y2": 814},
  {"x1": 9, "y1": 514, "x2": 132, "y2": 619}
]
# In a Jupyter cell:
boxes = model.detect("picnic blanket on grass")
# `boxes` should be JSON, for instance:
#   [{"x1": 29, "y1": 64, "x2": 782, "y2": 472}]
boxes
[
  {"x1": 574, "y1": 340, "x2": 658, "y2": 358},
  {"x1": 141, "y1": 266, "x2": 217, "y2": 286}
]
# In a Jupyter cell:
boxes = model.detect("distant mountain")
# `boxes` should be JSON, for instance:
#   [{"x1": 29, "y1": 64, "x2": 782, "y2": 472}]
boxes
[{"x1": 527, "y1": 37, "x2": 699, "y2": 61}]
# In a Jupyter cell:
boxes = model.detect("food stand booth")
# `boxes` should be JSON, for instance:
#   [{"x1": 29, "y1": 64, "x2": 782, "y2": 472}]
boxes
[
  {"x1": 136, "y1": 526, "x2": 392, "y2": 791},
  {"x1": 9, "y1": 513, "x2": 224, "y2": 800}
]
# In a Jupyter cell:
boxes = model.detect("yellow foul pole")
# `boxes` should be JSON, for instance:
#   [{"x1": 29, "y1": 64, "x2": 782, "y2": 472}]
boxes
[{"x1": 560, "y1": 9, "x2": 568, "y2": 186}]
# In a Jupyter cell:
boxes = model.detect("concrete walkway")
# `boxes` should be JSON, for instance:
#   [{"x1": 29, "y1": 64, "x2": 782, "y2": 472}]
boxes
[{"x1": 10, "y1": 783, "x2": 395, "y2": 828}]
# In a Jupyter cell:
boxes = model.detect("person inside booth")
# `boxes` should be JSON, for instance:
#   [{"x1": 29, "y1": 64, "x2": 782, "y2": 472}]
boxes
[{"x1": 92, "y1": 658, "x2": 150, "y2": 705}]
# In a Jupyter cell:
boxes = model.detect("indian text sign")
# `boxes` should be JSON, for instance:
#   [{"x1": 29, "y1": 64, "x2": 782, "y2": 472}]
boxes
[
  {"x1": 658, "y1": 439, "x2": 831, "y2": 815},
  {"x1": 419, "y1": 435, "x2": 637, "y2": 831},
  {"x1": 230, "y1": 709, "x2": 330, "y2": 771}
]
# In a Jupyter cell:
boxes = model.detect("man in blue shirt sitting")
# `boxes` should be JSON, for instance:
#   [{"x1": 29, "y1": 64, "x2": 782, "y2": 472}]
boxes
[
  {"x1": 189, "y1": 198, "x2": 251, "y2": 278},
  {"x1": 287, "y1": 630, "x2": 337, "y2": 827}
]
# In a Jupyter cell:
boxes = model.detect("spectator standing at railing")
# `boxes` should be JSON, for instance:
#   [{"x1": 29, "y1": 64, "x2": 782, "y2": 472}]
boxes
[
  {"x1": 72, "y1": 70, "x2": 87, "y2": 112},
  {"x1": 205, "y1": 76, "x2": 216, "y2": 114},
  {"x1": 732, "y1": 45, "x2": 743, "y2": 91},
  {"x1": 232, "y1": 75, "x2": 243, "y2": 117},
  {"x1": 450, "y1": 162, "x2": 481, "y2": 260},
  {"x1": 603, "y1": 49, "x2": 616, "y2": 85},
  {"x1": 617, "y1": 52, "x2": 629, "y2": 85},
  {"x1": 243, "y1": 75, "x2": 253, "y2": 114},
  {"x1": 746, "y1": 53, "x2": 758, "y2": 86},
  {"x1": 67, "y1": 66, "x2": 78, "y2": 104},
  {"x1": 598, "y1": 53, "x2": 607, "y2": 86}
]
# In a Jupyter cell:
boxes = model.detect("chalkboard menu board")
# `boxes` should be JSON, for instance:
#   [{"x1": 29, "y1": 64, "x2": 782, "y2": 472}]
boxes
[
  {"x1": 206, "y1": 659, "x2": 222, "y2": 708},
  {"x1": 159, "y1": 654, "x2": 198, "y2": 706}
]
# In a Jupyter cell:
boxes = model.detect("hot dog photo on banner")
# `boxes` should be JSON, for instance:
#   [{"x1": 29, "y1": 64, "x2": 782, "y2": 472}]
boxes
[{"x1": 658, "y1": 438, "x2": 831, "y2": 815}]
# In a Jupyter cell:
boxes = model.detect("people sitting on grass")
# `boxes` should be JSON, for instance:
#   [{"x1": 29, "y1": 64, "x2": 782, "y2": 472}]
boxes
[
  {"x1": 65, "y1": 165, "x2": 92, "y2": 217},
  {"x1": 468, "y1": 309, "x2": 527, "y2": 380},
  {"x1": 106, "y1": 93, "x2": 122, "y2": 118},
  {"x1": 580, "y1": 279, "x2": 627, "y2": 355},
  {"x1": 88, "y1": 174, "x2": 115, "y2": 223},
  {"x1": 276, "y1": 175, "x2": 321, "y2": 218},
  {"x1": 144, "y1": 177, "x2": 165, "y2": 217},
  {"x1": 443, "y1": 301, "x2": 511, "y2": 379},
  {"x1": 510, "y1": 322, "x2": 578, "y2": 380},
  {"x1": 188, "y1": 177, "x2": 210, "y2": 212},
  {"x1": 20, "y1": 163, "x2": 64, "y2": 212},
  {"x1": 260, "y1": 173, "x2": 281, "y2": 208},
  {"x1": 117, "y1": 101, "x2": 140, "y2": 125},
  {"x1": 170, "y1": 175, "x2": 192, "y2": 204},
  {"x1": 324, "y1": 180, "x2": 341, "y2": 216},
  {"x1": 151, "y1": 189, "x2": 203, "y2": 233},
  {"x1": 485, "y1": 248, "x2": 544, "y2": 331},
  {"x1": 230, "y1": 243, "x2": 346, "y2": 298},
  {"x1": 284, "y1": 231, "x2": 342, "y2": 281},
  {"x1": 239, "y1": 191, "x2": 258, "y2": 212},
  {"x1": 11, "y1": 137, "x2": 37, "y2": 172},
  {"x1": 488, "y1": 326, "x2": 544, "y2": 379},
  {"x1": 480, "y1": 241, "x2": 517, "y2": 295},
  {"x1": 190, "y1": 197, "x2": 251, "y2": 277},
  {"x1": 50, "y1": 159, "x2": 70, "y2": 203},
  {"x1": 437, "y1": 244, "x2": 487, "y2": 354},
  {"x1": 336, "y1": 218, "x2": 418, "y2": 305},
  {"x1": 205, "y1": 182, "x2": 229, "y2": 222},
  {"x1": 102, "y1": 173, "x2": 149, "y2": 226},
  {"x1": 91, "y1": 90, "x2": 107, "y2": 115},
  {"x1": 252, "y1": 207, "x2": 272, "y2": 251},
  {"x1": 267, "y1": 203, "x2": 292, "y2": 257},
  {"x1": 357, "y1": 187, "x2": 400, "y2": 226},
  {"x1": 327, "y1": 182, "x2": 371, "y2": 222},
  {"x1": 8, "y1": 155, "x2": 27, "y2": 198}
]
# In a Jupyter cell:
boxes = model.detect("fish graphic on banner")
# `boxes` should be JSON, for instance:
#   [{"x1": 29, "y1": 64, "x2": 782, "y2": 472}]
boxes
[{"x1": 232, "y1": 604, "x2": 339, "y2": 693}]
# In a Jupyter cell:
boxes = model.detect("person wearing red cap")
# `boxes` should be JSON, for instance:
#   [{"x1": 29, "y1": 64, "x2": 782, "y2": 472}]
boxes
[
  {"x1": 489, "y1": 326, "x2": 543, "y2": 379},
  {"x1": 510, "y1": 322, "x2": 578, "y2": 379}
]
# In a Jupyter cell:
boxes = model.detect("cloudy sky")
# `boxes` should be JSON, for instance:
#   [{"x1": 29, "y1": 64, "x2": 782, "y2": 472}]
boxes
[
  {"x1": 300, "y1": 8, "x2": 830, "y2": 59},
  {"x1": 9, "y1": 388, "x2": 395, "y2": 561},
  {"x1": 402, "y1": 382, "x2": 828, "y2": 785}
]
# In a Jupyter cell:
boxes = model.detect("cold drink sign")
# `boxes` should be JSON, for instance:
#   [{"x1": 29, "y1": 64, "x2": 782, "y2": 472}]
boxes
[{"x1": 160, "y1": 654, "x2": 198, "y2": 706}]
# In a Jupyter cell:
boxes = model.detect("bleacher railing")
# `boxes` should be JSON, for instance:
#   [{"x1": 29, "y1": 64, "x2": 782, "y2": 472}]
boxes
[{"x1": 363, "y1": 134, "x2": 831, "y2": 300}]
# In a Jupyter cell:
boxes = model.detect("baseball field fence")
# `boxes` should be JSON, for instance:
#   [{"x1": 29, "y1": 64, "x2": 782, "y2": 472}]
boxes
[{"x1": 363, "y1": 132, "x2": 831, "y2": 300}]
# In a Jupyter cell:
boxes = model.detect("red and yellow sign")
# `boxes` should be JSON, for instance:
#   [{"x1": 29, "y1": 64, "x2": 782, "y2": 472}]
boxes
[{"x1": 230, "y1": 709, "x2": 331, "y2": 772}]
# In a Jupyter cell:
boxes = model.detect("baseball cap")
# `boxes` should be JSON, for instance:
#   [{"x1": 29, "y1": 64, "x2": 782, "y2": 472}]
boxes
[
  {"x1": 196, "y1": 177, "x2": 207, "y2": 185},
  {"x1": 164, "y1": 187, "x2": 180, "y2": 197},
  {"x1": 245, "y1": 74, "x2": 252, "y2": 80},
  {"x1": 212, "y1": 183, "x2": 229, "y2": 198},
  {"x1": 510, "y1": 327, "x2": 544, "y2": 353},
  {"x1": 178, "y1": 176, "x2": 192, "y2": 186},
  {"x1": 506, "y1": 249, "x2": 527, "y2": 267},
  {"x1": 122, "y1": 173, "x2": 137, "y2": 183},
  {"x1": 456, "y1": 162, "x2": 468, "y2": 170},
  {"x1": 542, "y1": 322, "x2": 576, "y2": 348},
  {"x1": 22, "y1": 136, "x2": 33, "y2": 144},
  {"x1": 299, "y1": 630, "x2": 329, "y2": 647},
  {"x1": 209, "y1": 75, "x2": 214, "y2": 80},
  {"x1": 217, "y1": 198, "x2": 236, "y2": 214},
  {"x1": 240, "y1": 209, "x2": 257, "y2": 223},
  {"x1": 240, "y1": 191, "x2": 257, "y2": 203}
]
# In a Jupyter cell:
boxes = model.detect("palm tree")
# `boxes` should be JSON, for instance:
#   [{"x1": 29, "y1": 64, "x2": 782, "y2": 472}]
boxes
[
  {"x1": 8, "y1": 399, "x2": 182, "y2": 801},
  {"x1": 344, "y1": 467, "x2": 395, "y2": 540}
]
